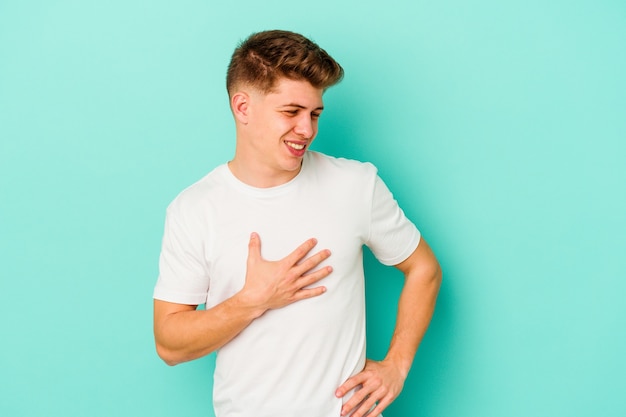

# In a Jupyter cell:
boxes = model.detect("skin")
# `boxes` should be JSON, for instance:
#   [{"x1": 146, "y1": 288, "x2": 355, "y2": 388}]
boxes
[
  {"x1": 153, "y1": 78, "x2": 442, "y2": 417},
  {"x1": 335, "y1": 239, "x2": 441, "y2": 417},
  {"x1": 154, "y1": 233, "x2": 332, "y2": 365},
  {"x1": 228, "y1": 78, "x2": 324, "y2": 188}
]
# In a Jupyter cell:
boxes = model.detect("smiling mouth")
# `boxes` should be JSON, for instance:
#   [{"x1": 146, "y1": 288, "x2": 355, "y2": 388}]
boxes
[{"x1": 285, "y1": 141, "x2": 306, "y2": 151}]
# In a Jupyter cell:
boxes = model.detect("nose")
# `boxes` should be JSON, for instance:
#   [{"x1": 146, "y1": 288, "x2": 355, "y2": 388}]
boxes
[{"x1": 293, "y1": 115, "x2": 315, "y2": 139}]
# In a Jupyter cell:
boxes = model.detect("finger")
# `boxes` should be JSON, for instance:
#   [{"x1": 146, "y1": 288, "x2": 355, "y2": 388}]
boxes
[
  {"x1": 247, "y1": 232, "x2": 261, "y2": 263},
  {"x1": 340, "y1": 391, "x2": 368, "y2": 417},
  {"x1": 340, "y1": 387, "x2": 379, "y2": 417},
  {"x1": 348, "y1": 390, "x2": 381, "y2": 417},
  {"x1": 343, "y1": 383, "x2": 391, "y2": 417},
  {"x1": 283, "y1": 238, "x2": 318, "y2": 265},
  {"x1": 360, "y1": 391, "x2": 394, "y2": 417},
  {"x1": 336, "y1": 373, "x2": 366, "y2": 398},
  {"x1": 338, "y1": 372, "x2": 366, "y2": 394},
  {"x1": 296, "y1": 265, "x2": 333, "y2": 288},
  {"x1": 290, "y1": 285, "x2": 327, "y2": 302},
  {"x1": 363, "y1": 397, "x2": 391, "y2": 417},
  {"x1": 293, "y1": 248, "x2": 332, "y2": 277}
]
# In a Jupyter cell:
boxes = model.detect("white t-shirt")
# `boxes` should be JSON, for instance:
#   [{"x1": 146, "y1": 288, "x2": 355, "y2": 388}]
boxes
[{"x1": 154, "y1": 151, "x2": 420, "y2": 417}]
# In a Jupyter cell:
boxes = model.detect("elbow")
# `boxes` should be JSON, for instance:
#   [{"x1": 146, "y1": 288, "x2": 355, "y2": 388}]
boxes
[
  {"x1": 431, "y1": 262, "x2": 443, "y2": 293},
  {"x1": 419, "y1": 255, "x2": 442, "y2": 285},
  {"x1": 434, "y1": 262, "x2": 443, "y2": 284},
  {"x1": 155, "y1": 343, "x2": 184, "y2": 367},
  {"x1": 420, "y1": 260, "x2": 442, "y2": 293}
]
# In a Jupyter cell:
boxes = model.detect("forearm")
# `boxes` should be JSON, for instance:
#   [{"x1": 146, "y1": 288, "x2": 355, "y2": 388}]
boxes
[
  {"x1": 384, "y1": 263, "x2": 442, "y2": 376},
  {"x1": 154, "y1": 234, "x2": 333, "y2": 366},
  {"x1": 336, "y1": 254, "x2": 441, "y2": 417},
  {"x1": 153, "y1": 294, "x2": 265, "y2": 366}
]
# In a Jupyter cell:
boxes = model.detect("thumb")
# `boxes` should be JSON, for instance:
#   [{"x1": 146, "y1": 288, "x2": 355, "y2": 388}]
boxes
[{"x1": 247, "y1": 232, "x2": 261, "y2": 262}]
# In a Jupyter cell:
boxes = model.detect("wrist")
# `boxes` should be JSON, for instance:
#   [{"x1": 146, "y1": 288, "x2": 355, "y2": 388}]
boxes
[
  {"x1": 230, "y1": 290, "x2": 268, "y2": 320},
  {"x1": 383, "y1": 353, "x2": 413, "y2": 379}
]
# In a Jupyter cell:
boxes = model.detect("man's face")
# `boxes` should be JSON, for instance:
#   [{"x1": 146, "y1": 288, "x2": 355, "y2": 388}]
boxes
[{"x1": 244, "y1": 78, "x2": 324, "y2": 179}]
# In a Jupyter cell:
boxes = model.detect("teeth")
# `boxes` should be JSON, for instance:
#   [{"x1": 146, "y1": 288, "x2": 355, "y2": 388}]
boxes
[{"x1": 286, "y1": 142, "x2": 305, "y2": 150}]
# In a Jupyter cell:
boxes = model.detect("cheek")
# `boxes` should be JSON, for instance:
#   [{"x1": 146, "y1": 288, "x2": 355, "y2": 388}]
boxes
[{"x1": 281, "y1": 120, "x2": 298, "y2": 135}]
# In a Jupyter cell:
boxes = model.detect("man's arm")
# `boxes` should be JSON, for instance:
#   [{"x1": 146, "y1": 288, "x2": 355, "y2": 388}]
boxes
[
  {"x1": 153, "y1": 232, "x2": 333, "y2": 366},
  {"x1": 335, "y1": 237, "x2": 442, "y2": 417}
]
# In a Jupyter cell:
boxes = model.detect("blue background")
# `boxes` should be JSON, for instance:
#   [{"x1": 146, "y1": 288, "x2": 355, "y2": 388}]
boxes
[{"x1": 1, "y1": 1, "x2": 625, "y2": 416}]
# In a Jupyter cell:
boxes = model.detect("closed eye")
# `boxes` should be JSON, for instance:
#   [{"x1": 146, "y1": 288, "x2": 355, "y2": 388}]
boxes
[{"x1": 280, "y1": 107, "x2": 323, "y2": 118}]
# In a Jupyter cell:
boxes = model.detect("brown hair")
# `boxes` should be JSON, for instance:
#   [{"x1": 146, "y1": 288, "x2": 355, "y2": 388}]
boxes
[{"x1": 226, "y1": 30, "x2": 344, "y2": 96}]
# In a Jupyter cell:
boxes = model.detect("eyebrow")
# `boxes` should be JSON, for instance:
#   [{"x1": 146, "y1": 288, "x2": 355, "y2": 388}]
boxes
[{"x1": 280, "y1": 103, "x2": 324, "y2": 111}]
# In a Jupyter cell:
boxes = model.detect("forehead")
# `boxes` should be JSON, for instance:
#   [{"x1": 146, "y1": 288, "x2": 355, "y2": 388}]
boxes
[{"x1": 262, "y1": 78, "x2": 324, "y2": 107}]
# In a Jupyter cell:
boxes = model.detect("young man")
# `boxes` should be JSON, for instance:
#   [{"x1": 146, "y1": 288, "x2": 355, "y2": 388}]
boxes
[{"x1": 153, "y1": 30, "x2": 441, "y2": 417}]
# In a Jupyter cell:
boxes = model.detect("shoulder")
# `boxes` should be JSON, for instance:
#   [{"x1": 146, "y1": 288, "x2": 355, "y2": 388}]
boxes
[
  {"x1": 304, "y1": 152, "x2": 380, "y2": 204},
  {"x1": 306, "y1": 151, "x2": 378, "y2": 178},
  {"x1": 166, "y1": 165, "x2": 227, "y2": 218}
]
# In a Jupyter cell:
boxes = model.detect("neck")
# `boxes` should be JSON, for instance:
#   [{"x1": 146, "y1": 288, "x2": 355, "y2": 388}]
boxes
[{"x1": 228, "y1": 152, "x2": 303, "y2": 188}]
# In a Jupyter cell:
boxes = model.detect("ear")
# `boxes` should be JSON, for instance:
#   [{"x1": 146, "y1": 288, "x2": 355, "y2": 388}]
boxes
[{"x1": 231, "y1": 92, "x2": 250, "y2": 124}]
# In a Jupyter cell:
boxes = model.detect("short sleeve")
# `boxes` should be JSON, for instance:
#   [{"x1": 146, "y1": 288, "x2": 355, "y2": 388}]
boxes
[
  {"x1": 365, "y1": 176, "x2": 421, "y2": 266},
  {"x1": 153, "y1": 199, "x2": 210, "y2": 305}
]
